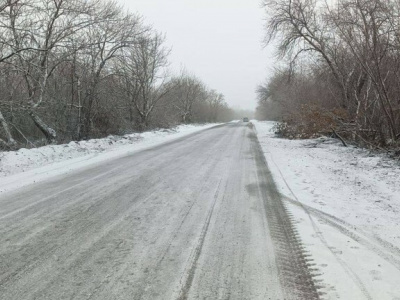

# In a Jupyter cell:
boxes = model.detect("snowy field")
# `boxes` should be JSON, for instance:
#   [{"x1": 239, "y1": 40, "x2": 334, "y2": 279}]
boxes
[
  {"x1": 254, "y1": 120, "x2": 400, "y2": 300},
  {"x1": 0, "y1": 124, "x2": 220, "y2": 194}
]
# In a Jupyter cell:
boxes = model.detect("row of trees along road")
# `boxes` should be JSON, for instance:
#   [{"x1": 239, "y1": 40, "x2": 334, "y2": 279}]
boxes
[
  {"x1": 258, "y1": 0, "x2": 400, "y2": 151},
  {"x1": 0, "y1": 0, "x2": 234, "y2": 150}
]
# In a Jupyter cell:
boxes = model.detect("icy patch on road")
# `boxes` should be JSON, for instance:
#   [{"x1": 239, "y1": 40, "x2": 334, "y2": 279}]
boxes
[
  {"x1": 0, "y1": 124, "x2": 219, "y2": 194},
  {"x1": 254, "y1": 120, "x2": 400, "y2": 300}
]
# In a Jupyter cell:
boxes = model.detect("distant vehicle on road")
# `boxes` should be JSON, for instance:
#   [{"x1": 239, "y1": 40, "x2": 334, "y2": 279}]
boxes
[{"x1": 243, "y1": 117, "x2": 249, "y2": 122}]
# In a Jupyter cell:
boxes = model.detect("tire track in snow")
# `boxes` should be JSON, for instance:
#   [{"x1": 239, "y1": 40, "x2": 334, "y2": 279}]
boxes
[
  {"x1": 283, "y1": 195, "x2": 400, "y2": 271},
  {"x1": 264, "y1": 147, "x2": 373, "y2": 300},
  {"x1": 251, "y1": 130, "x2": 322, "y2": 300},
  {"x1": 176, "y1": 179, "x2": 222, "y2": 300}
]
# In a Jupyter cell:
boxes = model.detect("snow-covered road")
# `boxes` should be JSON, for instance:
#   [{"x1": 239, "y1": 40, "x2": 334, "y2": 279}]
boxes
[{"x1": 0, "y1": 122, "x2": 318, "y2": 299}]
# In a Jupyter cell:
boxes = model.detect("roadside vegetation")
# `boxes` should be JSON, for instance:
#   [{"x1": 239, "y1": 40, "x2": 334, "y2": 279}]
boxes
[
  {"x1": 0, "y1": 0, "x2": 234, "y2": 151},
  {"x1": 258, "y1": 0, "x2": 400, "y2": 154}
]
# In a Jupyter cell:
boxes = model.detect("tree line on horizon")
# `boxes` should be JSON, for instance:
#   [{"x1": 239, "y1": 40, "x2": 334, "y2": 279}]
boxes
[
  {"x1": 257, "y1": 0, "x2": 400, "y2": 151},
  {"x1": 0, "y1": 0, "x2": 234, "y2": 150}
]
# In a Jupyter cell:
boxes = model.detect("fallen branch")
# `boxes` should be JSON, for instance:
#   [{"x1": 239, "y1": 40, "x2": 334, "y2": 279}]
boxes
[
  {"x1": 354, "y1": 133, "x2": 387, "y2": 152},
  {"x1": 9, "y1": 123, "x2": 35, "y2": 147},
  {"x1": 331, "y1": 127, "x2": 347, "y2": 147},
  {"x1": 0, "y1": 138, "x2": 10, "y2": 150}
]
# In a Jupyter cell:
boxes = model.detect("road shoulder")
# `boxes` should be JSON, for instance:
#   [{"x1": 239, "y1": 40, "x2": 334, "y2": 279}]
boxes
[{"x1": 253, "y1": 120, "x2": 400, "y2": 300}]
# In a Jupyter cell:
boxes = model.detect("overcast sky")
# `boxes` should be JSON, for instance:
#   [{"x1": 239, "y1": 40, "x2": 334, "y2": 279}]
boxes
[{"x1": 118, "y1": 0, "x2": 274, "y2": 111}]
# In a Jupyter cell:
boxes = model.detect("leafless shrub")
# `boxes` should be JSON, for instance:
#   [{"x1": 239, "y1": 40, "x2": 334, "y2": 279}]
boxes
[{"x1": 261, "y1": 0, "x2": 400, "y2": 149}]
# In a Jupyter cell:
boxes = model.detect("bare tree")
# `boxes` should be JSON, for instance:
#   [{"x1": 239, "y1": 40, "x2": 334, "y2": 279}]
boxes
[
  {"x1": 264, "y1": 0, "x2": 358, "y2": 108},
  {"x1": 77, "y1": 3, "x2": 142, "y2": 139},
  {"x1": 206, "y1": 90, "x2": 225, "y2": 122},
  {"x1": 327, "y1": 0, "x2": 399, "y2": 143},
  {"x1": 0, "y1": 0, "x2": 232, "y2": 148},
  {"x1": 167, "y1": 71, "x2": 207, "y2": 123},
  {"x1": 0, "y1": 0, "x2": 19, "y2": 146},
  {"x1": 263, "y1": 0, "x2": 400, "y2": 147},
  {"x1": 118, "y1": 31, "x2": 170, "y2": 130},
  {"x1": 4, "y1": 0, "x2": 99, "y2": 142}
]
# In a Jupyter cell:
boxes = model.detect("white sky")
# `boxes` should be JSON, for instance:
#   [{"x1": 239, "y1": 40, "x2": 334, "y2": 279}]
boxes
[{"x1": 118, "y1": 0, "x2": 274, "y2": 110}]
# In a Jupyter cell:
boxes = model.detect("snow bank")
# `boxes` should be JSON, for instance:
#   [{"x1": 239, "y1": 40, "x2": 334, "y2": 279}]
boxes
[
  {"x1": 0, "y1": 124, "x2": 219, "y2": 193},
  {"x1": 254, "y1": 120, "x2": 400, "y2": 300}
]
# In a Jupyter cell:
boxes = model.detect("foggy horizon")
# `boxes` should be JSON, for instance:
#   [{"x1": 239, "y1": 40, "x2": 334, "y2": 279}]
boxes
[{"x1": 118, "y1": 0, "x2": 274, "y2": 111}]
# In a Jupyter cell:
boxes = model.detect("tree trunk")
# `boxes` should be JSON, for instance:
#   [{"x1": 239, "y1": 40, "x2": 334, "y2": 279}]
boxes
[
  {"x1": 80, "y1": 113, "x2": 92, "y2": 140},
  {"x1": 0, "y1": 109, "x2": 16, "y2": 146},
  {"x1": 29, "y1": 110, "x2": 57, "y2": 143},
  {"x1": 138, "y1": 113, "x2": 148, "y2": 131}
]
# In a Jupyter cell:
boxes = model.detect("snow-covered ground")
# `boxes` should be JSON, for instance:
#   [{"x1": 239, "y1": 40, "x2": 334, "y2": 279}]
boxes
[
  {"x1": 2, "y1": 120, "x2": 399, "y2": 298},
  {"x1": 0, "y1": 124, "x2": 219, "y2": 194},
  {"x1": 254, "y1": 120, "x2": 400, "y2": 300}
]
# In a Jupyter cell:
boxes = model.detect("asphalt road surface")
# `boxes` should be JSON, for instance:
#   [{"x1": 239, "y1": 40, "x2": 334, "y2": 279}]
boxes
[{"x1": 0, "y1": 122, "x2": 320, "y2": 300}]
